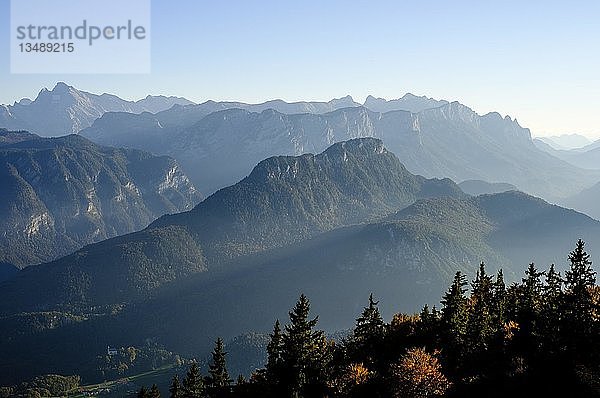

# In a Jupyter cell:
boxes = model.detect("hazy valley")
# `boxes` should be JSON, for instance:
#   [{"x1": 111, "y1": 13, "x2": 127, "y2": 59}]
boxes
[{"x1": 1, "y1": 85, "x2": 600, "y2": 397}]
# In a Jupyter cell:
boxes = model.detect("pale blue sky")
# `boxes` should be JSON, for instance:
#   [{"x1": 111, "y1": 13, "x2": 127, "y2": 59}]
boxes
[{"x1": 1, "y1": 0, "x2": 599, "y2": 137}]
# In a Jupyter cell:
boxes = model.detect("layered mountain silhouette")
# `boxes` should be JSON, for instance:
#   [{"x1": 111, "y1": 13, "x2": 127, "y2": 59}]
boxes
[
  {"x1": 0, "y1": 138, "x2": 464, "y2": 313},
  {"x1": 562, "y1": 180, "x2": 600, "y2": 220},
  {"x1": 458, "y1": 179, "x2": 518, "y2": 196},
  {"x1": 536, "y1": 134, "x2": 592, "y2": 150},
  {"x1": 535, "y1": 138, "x2": 600, "y2": 171},
  {"x1": 363, "y1": 93, "x2": 448, "y2": 113},
  {"x1": 0, "y1": 83, "x2": 194, "y2": 137},
  {"x1": 83, "y1": 102, "x2": 599, "y2": 199},
  {"x1": 0, "y1": 129, "x2": 201, "y2": 268},
  {"x1": 0, "y1": 139, "x2": 599, "y2": 384}
]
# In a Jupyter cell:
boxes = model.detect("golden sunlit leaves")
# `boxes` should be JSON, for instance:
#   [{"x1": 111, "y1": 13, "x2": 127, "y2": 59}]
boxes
[{"x1": 392, "y1": 348, "x2": 451, "y2": 398}]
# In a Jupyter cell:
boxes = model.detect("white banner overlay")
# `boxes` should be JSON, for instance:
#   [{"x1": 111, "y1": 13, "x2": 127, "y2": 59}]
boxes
[{"x1": 10, "y1": 0, "x2": 151, "y2": 74}]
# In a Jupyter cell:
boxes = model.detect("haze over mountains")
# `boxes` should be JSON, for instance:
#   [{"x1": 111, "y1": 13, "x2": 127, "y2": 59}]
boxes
[
  {"x1": 536, "y1": 133, "x2": 593, "y2": 150},
  {"x1": 3, "y1": 83, "x2": 600, "y2": 391},
  {"x1": 0, "y1": 129, "x2": 201, "y2": 268},
  {"x1": 83, "y1": 101, "x2": 599, "y2": 200},
  {"x1": 363, "y1": 93, "x2": 448, "y2": 113},
  {"x1": 0, "y1": 82, "x2": 193, "y2": 137},
  {"x1": 0, "y1": 138, "x2": 598, "y2": 384},
  {"x1": 3, "y1": 83, "x2": 599, "y2": 208},
  {"x1": 535, "y1": 138, "x2": 600, "y2": 170},
  {"x1": 0, "y1": 83, "x2": 450, "y2": 139}
]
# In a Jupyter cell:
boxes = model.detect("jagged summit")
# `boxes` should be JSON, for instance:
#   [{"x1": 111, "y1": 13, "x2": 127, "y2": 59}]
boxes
[
  {"x1": 364, "y1": 93, "x2": 449, "y2": 113},
  {"x1": 0, "y1": 84, "x2": 194, "y2": 137}
]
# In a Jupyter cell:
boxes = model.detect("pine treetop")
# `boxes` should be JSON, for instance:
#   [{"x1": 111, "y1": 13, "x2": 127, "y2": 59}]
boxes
[{"x1": 208, "y1": 337, "x2": 232, "y2": 388}]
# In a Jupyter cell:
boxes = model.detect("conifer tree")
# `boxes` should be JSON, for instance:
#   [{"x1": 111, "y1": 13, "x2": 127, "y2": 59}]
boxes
[
  {"x1": 467, "y1": 263, "x2": 494, "y2": 353},
  {"x1": 419, "y1": 304, "x2": 440, "y2": 349},
  {"x1": 281, "y1": 294, "x2": 331, "y2": 396},
  {"x1": 440, "y1": 271, "x2": 469, "y2": 372},
  {"x1": 420, "y1": 304, "x2": 431, "y2": 327},
  {"x1": 492, "y1": 269, "x2": 507, "y2": 326},
  {"x1": 169, "y1": 375, "x2": 182, "y2": 398},
  {"x1": 266, "y1": 319, "x2": 284, "y2": 383},
  {"x1": 522, "y1": 263, "x2": 544, "y2": 308},
  {"x1": 207, "y1": 338, "x2": 232, "y2": 389},
  {"x1": 540, "y1": 264, "x2": 563, "y2": 353},
  {"x1": 544, "y1": 264, "x2": 563, "y2": 303},
  {"x1": 517, "y1": 263, "x2": 545, "y2": 358},
  {"x1": 351, "y1": 294, "x2": 385, "y2": 365},
  {"x1": 488, "y1": 269, "x2": 508, "y2": 370},
  {"x1": 149, "y1": 384, "x2": 161, "y2": 398},
  {"x1": 465, "y1": 262, "x2": 496, "y2": 375},
  {"x1": 182, "y1": 362, "x2": 205, "y2": 398},
  {"x1": 354, "y1": 294, "x2": 385, "y2": 342},
  {"x1": 563, "y1": 239, "x2": 596, "y2": 355}
]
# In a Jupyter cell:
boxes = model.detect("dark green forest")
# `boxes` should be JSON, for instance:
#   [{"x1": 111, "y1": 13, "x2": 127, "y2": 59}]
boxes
[{"x1": 133, "y1": 240, "x2": 600, "y2": 398}]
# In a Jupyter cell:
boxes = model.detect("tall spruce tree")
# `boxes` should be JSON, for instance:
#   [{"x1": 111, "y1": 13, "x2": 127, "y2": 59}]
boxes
[
  {"x1": 207, "y1": 338, "x2": 232, "y2": 389},
  {"x1": 465, "y1": 262, "x2": 495, "y2": 375},
  {"x1": 266, "y1": 319, "x2": 284, "y2": 384},
  {"x1": 517, "y1": 263, "x2": 545, "y2": 361},
  {"x1": 281, "y1": 294, "x2": 331, "y2": 396},
  {"x1": 440, "y1": 271, "x2": 469, "y2": 373},
  {"x1": 169, "y1": 375, "x2": 182, "y2": 398},
  {"x1": 492, "y1": 269, "x2": 507, "y2": 326},
  {"x1": 467, "y1": 263, "x2": 494, "y2": 353},
  {"x1": 488, "y1": 269, "x2": 508, "y2": 370},
  {"x1": 354, "y1": 294, "x2": 385, "y2": 343},
  {"x1": 564, "y1": 239, "x2": 596, "y2": 355},
  {"x1": 182, "y1": 362, "x2": 205, "y2": 398},
  {"x1": 351, "y1": 294, "x2": 385, "y2": 365},
  {"x1": 540, "y1": 264, "x2": 563, "y2": 354}
]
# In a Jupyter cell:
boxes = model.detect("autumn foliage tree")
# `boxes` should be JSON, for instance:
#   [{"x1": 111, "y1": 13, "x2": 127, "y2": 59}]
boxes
[{"x1": 391, "y1": 348, "x2": 450, "y2": 398}]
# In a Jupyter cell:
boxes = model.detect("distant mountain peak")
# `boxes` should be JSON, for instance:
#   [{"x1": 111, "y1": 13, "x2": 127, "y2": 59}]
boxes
[
  {"x1": 330, "y1": 94, "x2": 355, "y2": 104},
  {"x1": 363, "y1": 93, "x2": 449, "y2": 113},
  {"x1": 1, "y1": 84, "x2": 195, "y2": 136},
  {"x1": 53, "y1": 81, "x2": 72, "y2": 91},
  {"x1": 246, "y1": 139, "x2": 388, "y2": 184}
]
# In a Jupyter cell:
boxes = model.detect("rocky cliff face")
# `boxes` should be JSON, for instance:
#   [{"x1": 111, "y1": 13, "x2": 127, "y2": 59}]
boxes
[{"x1": 0, "y1": 129, "x2": 201, "y2": 267}]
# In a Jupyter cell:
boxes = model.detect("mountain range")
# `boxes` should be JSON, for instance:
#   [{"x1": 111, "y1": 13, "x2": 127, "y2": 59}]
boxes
[
  {"x1": 82, "y1": 101, "x2": 599, "y2": 200},
  {"x1": 0, "y1": 138, "x2": 598, "y2": 384},
  {"x1": 534, "y1": 138, "x2": 600, "y2": 170},
  {"x1": 0, "y1": 83, "x2": 194, "y2": 137},
  {"x1": 536, "y1": 133, "x2": 593, "y2": 150},
  {"x1": 0, "y1": 83, "x2": 450, "y2": 140},
  {"x1": 5, "y1": 83, "x2": 598, "y2": 204},
  {"x1": 363, "y1": 93, "x2": 448, "y2": 113},
  {"x1": 0, "y1": 129, "x2": 201, "y2": 268}
]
